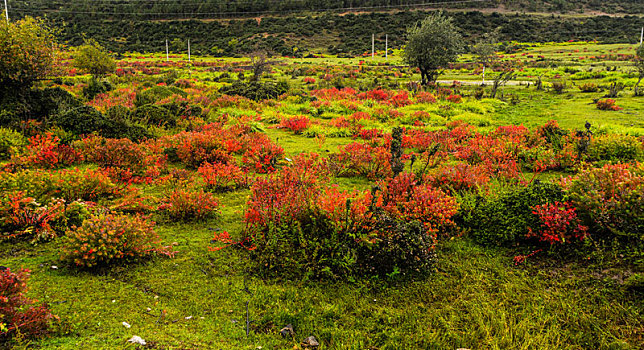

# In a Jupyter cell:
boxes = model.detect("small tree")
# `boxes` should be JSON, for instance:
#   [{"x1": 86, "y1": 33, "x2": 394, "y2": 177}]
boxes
[
  {"x1": 473, "y1": 29, "x2": 500, "y2": 84},
  {"x1": 634, "y1": 45, "x2": 644, "y2": 96},
  {"x1": 249, "y1": 51, "x2": 271, "y2": 81},
  {"x1": 402, "y1": 12, "x2": 464, "y2": 85},
  {"x1": 0, "y1": 17, "x2": 57, "y2": 92},
  {"x1": 73, "y1": 39, "x2": 116, "y2": 77}
]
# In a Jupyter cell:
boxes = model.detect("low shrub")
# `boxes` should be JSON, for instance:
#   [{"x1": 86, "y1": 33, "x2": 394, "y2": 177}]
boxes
[
  {"x1": 596, "y1": 99, "x2": 622, "y2": 111},
  {"x1": 562, "y1": 163, "x2": 643, "y2": 243},
  {"x1": 241, "y1": 170, "x2": 456, "y2": 278},
  {"x1": 8, "y1": 133, "x2": 83, "y2": 169},
  {"x1": 527, "y1": 201, "x2": 588, "y2": 245},
  {"x1": 279, "y1": 116, "x2": 310, "y2": 134},
  {"x1": 465, "y1": 181, "x2": 565, "y2": 246},
  {"x1": 586, "y1": 134, "x2": 643, "y2": 162},
  {"x1": 0, "y1": 128, "x2": 26, "y2": 160},
  {"x1": 0, "y1": 268, "x2": 57, "y2": 341},
  {"x1": 0, "y1": 191, "x2": 64, "y2": 242},
  {"x1": 158, "y1": 189, "x2": 219, "y2": 221},
  {"x1": 198, "y1": 162, "x2": 249, "y2": 192},
  {"x1": 0, "y1": 168, "x2": 118, "y2": 203},
  {"x1": 241, "y1": 134, "x2": 284, "y2": 173},
  {"x1": 61, "y1": 213, "x2": 171, "y2": 268},
  {"x1": 578, "y1": 82, "x2": 598, "y2": 92}
]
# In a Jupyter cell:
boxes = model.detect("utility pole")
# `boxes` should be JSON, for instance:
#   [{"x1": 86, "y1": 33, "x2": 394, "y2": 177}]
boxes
[
  {"x1": 165, "y1": 39, "x2": 169, "y2": 62},
  {"x1": 188, "y1": 39, "x2": 191, "y2": 62},
  {"x1": 385, "y1": 34, "x2": 388, "y2": 60},
  {"x1": 4, "y1": 0, "x2": 8, "y2": 24},
  {"x1": 371, "y1": 34, "x2": 374, "y2": 59}
]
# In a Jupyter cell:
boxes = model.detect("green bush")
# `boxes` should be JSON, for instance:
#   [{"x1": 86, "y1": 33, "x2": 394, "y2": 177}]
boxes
[
  {"x1": 53, "y1": 106, "x2": 112, "y2": 136},
  {"x1": 82, "y1": 77, "x2": 113, "y2": 100},
  {"x1": 134, "y1": 85, "x2": 187, "y2": 107},
  {"x1": 131, "y1": 104, "x2": 175, "y2": 127},
  {"x1": 586, "y1": 134, "x2": 643, "y2": 162},
  {"x1": 465, "y1": 181, "x2": 565, "y2": 246},
  {"x1": 0, "y1": 128, "x2": 26, "y2": 160},
  {"x1": 563, "y1": 163, "x2": 643, "y2": 243}
]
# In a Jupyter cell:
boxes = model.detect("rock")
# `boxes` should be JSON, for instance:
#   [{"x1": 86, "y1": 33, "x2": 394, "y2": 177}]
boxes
[
  {"x1": 128, "y1": 335, "x2": 146, "y2": 345},
  {"x1": 51, "y1": 265, "x2": 58, "y2": 270},
  {"x1": 122, "y1": 321, "x2": 131, "y2": 328},
  {"x1": 280, "y1": 324, "x2": 294, "y2": 338},
  {"x1": 301, "y1": 336, "x2": 319, "y2": 348}
]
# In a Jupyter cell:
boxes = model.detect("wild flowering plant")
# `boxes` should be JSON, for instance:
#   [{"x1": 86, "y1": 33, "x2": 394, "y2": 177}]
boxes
[
  {"x1": 158, "y1": 189, "x2": 220, "y2": 221},
  {"x1": 61, "y1": 213, "x2": 174, "y2": 268}
]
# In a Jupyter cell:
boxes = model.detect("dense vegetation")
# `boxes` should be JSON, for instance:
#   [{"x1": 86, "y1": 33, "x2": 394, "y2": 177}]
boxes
[
  {"x1": 7, "y1": 6, "x2": 643, "y2": 55},
  {"x1": 1, "y1": 15, "x2": 643, "y2": 349}
]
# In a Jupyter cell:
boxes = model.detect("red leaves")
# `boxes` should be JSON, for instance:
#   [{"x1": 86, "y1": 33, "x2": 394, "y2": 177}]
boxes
[
  {"x1": 0, "y1": 268, "x2": 57, "y2": 340},
  {"x1": 158, "y1": 189, "x2": 219, "y2": 222},
  {"x1": 528, "y1": 201, "x2": 588, "y2": 245},
  {"x1": 279, "y1": 116, "x2": 310, "y2": 134},
  {"x1": 596, "y1": 99, "x2": 622, "y2": 111}
]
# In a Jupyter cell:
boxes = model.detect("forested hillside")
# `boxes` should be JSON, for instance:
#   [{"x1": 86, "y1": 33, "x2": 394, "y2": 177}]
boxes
[
  {"x1": 6, "y1": 1, "x2": 644, "y2": 55},
  {"x1": 9, "y1": 0, "x2": 644, "y2": 18}
]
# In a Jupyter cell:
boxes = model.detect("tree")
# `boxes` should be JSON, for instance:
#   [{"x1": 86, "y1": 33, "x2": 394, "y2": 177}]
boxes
[
  {"x1": 473, "y1": 29, "x2": 500, "y2": 83},
  {"x1": 634, "y1": 45, "x2": 644, "y2": 96},
  {"x1": 73, "y1": 39, "x2": 116, "y2": 77},
  {"x1": 249, "y1": 51, "x2": 271, "y2": 81},
  {"x1": 0, "y1": 17, "x2": 58, "y2": 92},
  {"x1": 402, "y1": 12, "x2": 464, "y2": 85}
]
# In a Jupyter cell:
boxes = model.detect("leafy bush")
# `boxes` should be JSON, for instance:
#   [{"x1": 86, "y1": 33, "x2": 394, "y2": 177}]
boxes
[
  {"x1": 466, "y1": 181, "x2": 565, "y2": 246},
  {"x1": 0, "y1": 168, "x2": 117, "y2": 203},
  {"x1": 0, "y1": 128, "x2": 26, "y2": 160},
  {"x1": 279, "y1": 116, "x2": 310, "y2": 134},
  {"x1": 131, "y1": 104, "x2": 176, "y2": 127},
  {"x1": 158, "y1": 189, "x2": 219, "y2": 221},
  {"x1": 61, "y1": 213, "x2": 171, "y2": 268},
  {"x1": 578, "y1": 82, "x2": 598, "y2": 92},
  {"x1": 241, "y1": 134, "x2": 284, "y2": 173},
  {"x1": 596, "y1": 99, "x2": 622, "y2": 111},
  {"x1": 241, "y1": 169, "x2": 455, "y2": 278},
  {"x1": 0, "y1": 191, "x2": 63, "y2": 242},
  {"x1": 134, "y1": 85, "x2": 187, "y2": 107},
  {"x1": 527, "y1": 201, "x2": 588, "y2": 245},
  {"x1": 198, "y1": 162, "x2": 249, "y2": 192},
  {"x1": 586, "y1": 134, "x2": 643, "y2": 162},
  {"x1": 8, "y1": 133, "x2": 83, "y2": 169},
  {"x1": 562, "y1": 163, "x2": 643, "y2": 243},
  {"x1": 0, "y1": 268, "x2": 57, "y2": 341}
]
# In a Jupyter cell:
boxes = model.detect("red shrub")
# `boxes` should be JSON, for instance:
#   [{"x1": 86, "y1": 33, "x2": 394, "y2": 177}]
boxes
[
  {"x1": 280, "y1": 116, "x2": 310, "y2": 134},
  {"x1": 10, "y1": 133, "x2": 83, "y2": 169},
  {"x1": 198, "y1": 162, "x2": 249, "y2": 192},
  {"x1": 596, "y1": 99, "x2": 622, "y2": 111},
  {"x1": 61, "y1": 213, "x2": 173, "y2": 267},
  {"x1": 241, "y1": 134, "x2": 284, "y2": 174},
  {"x1": 158, "y1": 189, "x2": 219, "y2": 221},
  {"x1": 416, "y1": 92, "x2": 437, "y2": 104},
  {"x1": 426, "y1": 163, "x2": 490, "y2": 192},
  {"x1": 0, "y1": 191, "x2": 64, "y2": 242},
  {"x1": 527, "y1": 201, "x2": 588, "y2": 245},
  {"x1": 446, "y1": 94, "x2": 463, "y2": 103},
  {"x1": 329, "y1": 142, "x2": 392, "y2": 180},
  {"x1": 0, "y1": 268, "x2": 57, "y2": 340}
]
